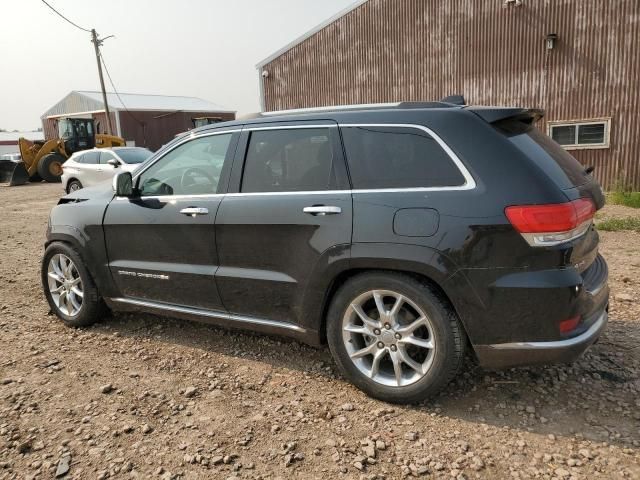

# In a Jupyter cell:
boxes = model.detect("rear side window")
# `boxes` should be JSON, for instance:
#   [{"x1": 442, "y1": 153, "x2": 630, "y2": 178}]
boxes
[
  {"x1": 504, "y1": 125, "x2": 589, "y2": 189},
  {"x1": 77, "y1": 152, "x2": 99, "y2": 164},
  {"x1": 241, "y1": 128, "x2": 336, "y2": 193},
  {"x1": 340, "y1": 126, "x2": 465, "y2": 189}
]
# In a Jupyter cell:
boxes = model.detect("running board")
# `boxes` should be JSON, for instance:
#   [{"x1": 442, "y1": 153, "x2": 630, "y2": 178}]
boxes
[{"x1": 107, "y1": 297, "x2": 314, "y2": 342}]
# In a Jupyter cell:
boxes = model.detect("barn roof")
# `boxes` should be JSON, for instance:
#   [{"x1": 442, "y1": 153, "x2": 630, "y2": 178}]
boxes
[
  {"x1": 255, "y1": 0, "x2": 369, "y2": 68},
  {"x1": 42, "y1": 91, "x2": 235, "y2": 118}
]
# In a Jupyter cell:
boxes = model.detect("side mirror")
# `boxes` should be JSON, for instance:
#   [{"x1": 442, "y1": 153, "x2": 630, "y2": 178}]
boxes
[
  {"x1": 107, "y1": 158, "x2": 120, "y2": 168},
  {"x1": 112, "y1": 171, "x2": 133, "y2": 197}
]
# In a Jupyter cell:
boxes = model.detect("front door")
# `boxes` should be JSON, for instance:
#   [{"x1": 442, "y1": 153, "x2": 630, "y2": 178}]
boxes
[
  {"x1": 215, "y1": 123, "x2": 352, "y2": 324},
  {"x1": 103, "y1": 130, "x2": 239, "y2": 310}
]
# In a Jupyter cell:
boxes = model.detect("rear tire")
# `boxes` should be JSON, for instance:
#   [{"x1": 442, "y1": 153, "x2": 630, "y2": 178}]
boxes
[
  {"x1": 326, "y1": 272, "x2": 466, "y2": 404},
  {"x1": 42, "y1": 242, "x2": 105, "y2": 327},
  {"x1": 67, "y1": 179, "x2": 83, "y2": 193},
  {"x1": 37, "y1": 153, "x2": 65, "y2": 183}
]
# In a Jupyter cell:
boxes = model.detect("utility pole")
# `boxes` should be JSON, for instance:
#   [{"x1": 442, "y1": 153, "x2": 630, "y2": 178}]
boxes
[{"x1": 91, "y1": 29, "x2": 113, "y2": 135}]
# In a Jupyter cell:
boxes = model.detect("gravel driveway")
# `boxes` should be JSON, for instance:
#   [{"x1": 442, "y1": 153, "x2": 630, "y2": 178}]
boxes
[{"x1": 0, "y1": 183, "x2": 638, "y2": 479}]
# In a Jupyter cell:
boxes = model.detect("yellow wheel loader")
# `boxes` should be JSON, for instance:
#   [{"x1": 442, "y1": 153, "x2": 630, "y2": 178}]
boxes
[{"x1": 0, "y1": 118, "x2": 125, "y2": 186}]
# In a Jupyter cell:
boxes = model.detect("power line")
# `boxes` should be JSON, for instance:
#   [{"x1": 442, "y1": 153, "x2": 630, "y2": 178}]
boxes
[
  {"x1": 99, "y1": 51, "x2": 146, "y2": 129},
  {"x1": 40, "y1": 0, "x2": 91, "y2": 32}
]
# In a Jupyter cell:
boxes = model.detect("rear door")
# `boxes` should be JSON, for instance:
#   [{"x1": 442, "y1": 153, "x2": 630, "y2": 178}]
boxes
[
  {"x1": 214, "y1": 123, "x2": 352, "y2": 324},
  {"x1": 76, "y1": 151, "x2": 102, "y2": 187},
  {"x1": 103, "y1": 129, "x2": 239, "y2": 310}
]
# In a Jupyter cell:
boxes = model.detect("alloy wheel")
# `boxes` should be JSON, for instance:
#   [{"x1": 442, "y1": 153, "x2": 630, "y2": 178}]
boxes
[
  {"x1": 47, "y1": 253, "x2": 83, "y2": 317},
  {"x1": 342, "y1": 289, "x2": 436, "y2": 387}
]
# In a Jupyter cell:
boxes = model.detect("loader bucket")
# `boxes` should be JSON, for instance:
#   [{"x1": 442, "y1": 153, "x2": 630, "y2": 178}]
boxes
[{"x1": 0, "y1": 160, "x2": 30, "y2": 186}]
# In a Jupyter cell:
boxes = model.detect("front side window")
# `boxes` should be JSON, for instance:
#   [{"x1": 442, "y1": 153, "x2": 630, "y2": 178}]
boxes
[
  {"x1": 340, "y1": 126, "x2": 465, "y2": 189},
  {"x1": 137, "y1": 133, "x2": 232, "y2": 196},
  {"x1": 549, "y1": 120, "x2": 609, "y2": 149},
  {"x1": 100, "y1": 152, "x2": 117, "y2": 164},
  {"x1": 241, "y1": 128, "x2": 336, "y2": 193}
]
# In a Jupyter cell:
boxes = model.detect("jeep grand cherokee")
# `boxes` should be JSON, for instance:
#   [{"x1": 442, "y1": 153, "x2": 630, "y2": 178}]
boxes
[{"x1": 42, "y1": 102, "x2": 608, "y2": 403}]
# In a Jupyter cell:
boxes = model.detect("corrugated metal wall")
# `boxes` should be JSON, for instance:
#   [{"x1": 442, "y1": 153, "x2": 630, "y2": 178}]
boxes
[{"x1": 261, "y1": 0, "x2": 640, "y2": 190}]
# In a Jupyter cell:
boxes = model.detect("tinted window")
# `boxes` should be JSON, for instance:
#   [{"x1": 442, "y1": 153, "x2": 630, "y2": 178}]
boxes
[
  {"x1": 507, "y1": 127, "x2": 588, "y2": 188},
  {"x1": 138, "y1": 134, "x2": 232, "y2": 196},
  {"x1": 100, "y1": 152, "x2": 117, "y2": 164},
  {"x1": 341, "y1": 126, "x2": 465, "y2": 189},
  {"x1": 77, "y1": 151, "x2": 99, "y2": 164},
  {"x1": 115, "y1": 148, "x2": 152, "y2": 164},
  {"x1": 550, "y1": 125, "x2": 576, "y2": 145},
  {"x1": 241, "y1": 128, "x2": 335, "y2": 193},
  {"x1": 577, "y1": 124, "x2": 605, "y2": 145}
]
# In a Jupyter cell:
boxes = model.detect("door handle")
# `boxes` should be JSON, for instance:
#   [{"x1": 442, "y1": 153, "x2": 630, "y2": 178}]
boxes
[
  {"x1": 303, "y1": 206, "x2": 342, "y2": 216},
  {"x1": 180, "y1": 207, "x2": 209, "y2": 217}
]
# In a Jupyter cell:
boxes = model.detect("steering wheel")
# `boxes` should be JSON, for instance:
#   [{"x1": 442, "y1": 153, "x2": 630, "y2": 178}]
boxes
[{"x1": 180, "y1": 167, "x2": 215, "y2": 190}]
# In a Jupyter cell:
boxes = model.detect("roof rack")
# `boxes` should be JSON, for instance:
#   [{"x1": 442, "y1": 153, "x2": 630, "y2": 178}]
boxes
[
  {"x1": 259, "y1": 99, "x2": 464, "y2": 117},
  {"x1": 260, "y1": 102, "x2": 401, "y2": 116}
]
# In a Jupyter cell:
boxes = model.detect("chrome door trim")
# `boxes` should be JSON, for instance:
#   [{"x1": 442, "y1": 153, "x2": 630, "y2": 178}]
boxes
[
  {"x1": 303, "y1": 205, "x2": 342, "y2": 215},
  {"x1": 179, "y1": 207, "x2": 209, "y2": 216},
  {"x1": 109, "y1": 297, "x2": 307, "y2": 333}
]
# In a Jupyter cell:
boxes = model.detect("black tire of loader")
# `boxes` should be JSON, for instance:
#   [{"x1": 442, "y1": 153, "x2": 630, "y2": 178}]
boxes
[{"x1": 37, "y1": 153, "x2": 65, "y2": 183}]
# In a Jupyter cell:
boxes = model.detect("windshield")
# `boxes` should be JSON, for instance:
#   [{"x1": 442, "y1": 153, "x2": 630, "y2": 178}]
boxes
[
  {"x1": 58, "y1": 119, "x2": 73, "y2": 138},
  {"x1": 115, "y1": 148, "x2": 153, "y2": 164}
]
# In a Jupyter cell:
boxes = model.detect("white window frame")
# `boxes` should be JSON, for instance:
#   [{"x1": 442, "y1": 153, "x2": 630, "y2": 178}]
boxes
[{"x1": 547, "y1": 118, "x2": 611, "y2": 150}]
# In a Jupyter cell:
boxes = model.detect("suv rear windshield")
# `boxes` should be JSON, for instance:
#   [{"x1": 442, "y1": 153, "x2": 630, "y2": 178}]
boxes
[{"x1": 500, "y1": 123, "x2": 589, "y2": 189}]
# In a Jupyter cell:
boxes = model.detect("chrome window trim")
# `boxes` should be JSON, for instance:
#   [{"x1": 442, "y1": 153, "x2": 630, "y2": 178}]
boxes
[
  {"x1": 338, "y1": 123, "x2": 476, "y2": 191},
  {"x1": 132, "y1": 128, "x2": 242, "y2": 182},
  {"x1": 110, "y1": 297, "x2": 306, "y2": 333},
  {"x1": 123, "y1": 123, "x2": 476, "y2": 199}
]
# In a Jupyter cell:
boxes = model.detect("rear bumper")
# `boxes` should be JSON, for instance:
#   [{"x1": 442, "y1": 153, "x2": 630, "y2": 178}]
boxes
[{"x1": 474, "y1": 308, "x2": 608, "y2": 369}]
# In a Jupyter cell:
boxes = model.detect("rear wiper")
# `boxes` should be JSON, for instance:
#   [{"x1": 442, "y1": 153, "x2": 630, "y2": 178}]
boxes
[{"x1": 584, "y1": 166, "x2": 595, "y2": 175}]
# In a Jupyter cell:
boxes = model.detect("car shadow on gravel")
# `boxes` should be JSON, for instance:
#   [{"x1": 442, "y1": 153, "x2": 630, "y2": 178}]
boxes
[{"x1": 93, "y1": 311, "x2": 639, "y2": 449}]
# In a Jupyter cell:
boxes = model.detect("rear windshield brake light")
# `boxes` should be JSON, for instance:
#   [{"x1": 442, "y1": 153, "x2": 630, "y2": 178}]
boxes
[{"x1": 505, "y1": 198, "x2": 595, "y2": 246}]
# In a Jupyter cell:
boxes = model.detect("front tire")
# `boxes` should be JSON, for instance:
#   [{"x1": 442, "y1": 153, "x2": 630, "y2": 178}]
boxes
[
  {"x1": 42, "y1": 242, "x2": 105, "y2": 327},
  {"x1": 327, "y1": 272, "x2": 466, "y2": 404},
  {"x1": 37, "y1": 153, "x2": 65, "y2": 183},
  {"x1": 67, "y1": 179, "x2": 83, "y2": 193}
]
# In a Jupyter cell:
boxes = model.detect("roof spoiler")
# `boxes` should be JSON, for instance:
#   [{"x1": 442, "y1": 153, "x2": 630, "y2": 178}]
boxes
[
  {"x1": 466, "y1": 106, "x2": 544, "y2": 124},
  {"x1": 440, "y1": 94, "x2": 466, "y2": 105}
]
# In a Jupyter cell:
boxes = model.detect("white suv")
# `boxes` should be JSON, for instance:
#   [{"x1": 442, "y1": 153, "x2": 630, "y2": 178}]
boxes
[{"x1": 61, "y1": 147, "x2": 152, "y2": 193}]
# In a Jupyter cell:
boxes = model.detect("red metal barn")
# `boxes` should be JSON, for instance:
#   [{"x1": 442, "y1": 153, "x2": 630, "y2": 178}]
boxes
[{"x1": 257, "y1": 0, "x2": 640, "y2": 190}]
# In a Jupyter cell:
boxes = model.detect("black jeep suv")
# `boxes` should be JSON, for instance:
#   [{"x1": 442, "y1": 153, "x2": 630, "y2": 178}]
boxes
[{"x1": 42, "y1": 102, "x2": 608, "y2": 403}]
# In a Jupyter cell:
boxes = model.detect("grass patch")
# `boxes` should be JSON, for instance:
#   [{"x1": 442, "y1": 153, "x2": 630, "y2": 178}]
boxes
[
  {"x1": 596, "y1": 217, "x2": 640, "y2": 232},
  {"x1": 607, "y1": 191, "x2": 640, "y2": 208}
]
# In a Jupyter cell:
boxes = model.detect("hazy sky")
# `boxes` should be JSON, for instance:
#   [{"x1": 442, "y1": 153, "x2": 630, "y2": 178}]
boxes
[{"x1": 0, "y1": 0, "x2": 354, "y2": 130}]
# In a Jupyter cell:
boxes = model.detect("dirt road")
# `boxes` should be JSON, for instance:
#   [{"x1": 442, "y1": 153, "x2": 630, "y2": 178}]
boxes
[{"x1": 0, "y1": 183, "x2": 638, "y2": 479}]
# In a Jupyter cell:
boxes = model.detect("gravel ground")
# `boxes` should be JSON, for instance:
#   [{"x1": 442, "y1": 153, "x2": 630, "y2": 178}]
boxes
[{"x1": 0, "y1": 183, "x2": 638, "y2": 480}]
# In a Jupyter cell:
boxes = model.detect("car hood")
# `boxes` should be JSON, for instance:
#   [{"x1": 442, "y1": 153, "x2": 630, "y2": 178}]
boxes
[{"x1": 58, "y1": 181, "x2": 114, "y2": 205}]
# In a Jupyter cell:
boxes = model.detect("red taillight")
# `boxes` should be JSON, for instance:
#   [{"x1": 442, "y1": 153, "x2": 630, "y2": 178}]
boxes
[
  {"x1": 505, "y1": 198, "x2": 595, "y2": 246},
  {"x1": 559, "y1": 315, "x2": 580, "y2": 334},
  {"x1": 505, "y1": 198, "x2": 595, "y2": 233}
]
